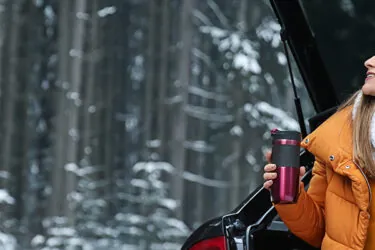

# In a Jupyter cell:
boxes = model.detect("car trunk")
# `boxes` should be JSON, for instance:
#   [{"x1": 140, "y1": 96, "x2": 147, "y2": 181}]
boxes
[
  {"x1": 182, "y1": 1, "x2": 375, "y2": 249},
  {"x1": 272, "y1": 0, "x2": 375, "y2": 113}
]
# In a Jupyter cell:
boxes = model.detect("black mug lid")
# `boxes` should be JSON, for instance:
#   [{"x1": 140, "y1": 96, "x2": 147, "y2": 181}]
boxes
[{"x1": 271, "y1": 129, "x2": 301, "y2": 141}]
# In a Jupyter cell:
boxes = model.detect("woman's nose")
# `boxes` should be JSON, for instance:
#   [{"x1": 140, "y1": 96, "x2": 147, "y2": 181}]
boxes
[{"x1": 364, "y1": 56, "x2": 375, "y2": 69}]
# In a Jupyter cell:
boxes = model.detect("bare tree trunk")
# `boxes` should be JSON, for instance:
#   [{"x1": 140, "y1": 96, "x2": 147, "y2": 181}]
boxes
[
  {"x1": 111, "y1": 1, "x2": 130, "y2": 216},
  {"x1": 18, "y1": 0, "x2": 44, "y2": 239},
  {"x1": 103, "y1": 57, "x2": 114, "y2": 218},
  {"x1": 82, "y1": 0, "x2": 99, "y2": 169},
  {"x1": 136, "y1": 1, "x2": 158, "y2": 225},
  {"x1": 0, "y1": 0, "x2": 6, "y2": 116},
  {"x1": 101, "y1": 0, "x2": 129, "y2": 218},
  {"x1": 29, "y1": 0, "x2": 54, "y2": 236},
  {"x1": 81, "y1": 1, "x2": 104, "y2": 202},
  {"x1": 230, "y1": 0, "x2": 248, "y2": 207},
  {"x1": 238, "y1": 0, "x2": 248, "y2": 31},
  {"x1": 157, "y1": 0, "x2": 169, "y2": 159},
  {"x1": 230, "y1": 86, "x2": 245, "y2": 207},
  {"x1": 170, "y1": 0, "x2": 196, "y2": 220},
  {"x1": 195, "y1": 35, "x2": 210, "y2": 224},
  {"x1": 50, "y1": 0, "x2": 72, "y2": 217},
  {"x1": 51, "y1": 0, "x2": 87, "y2": 224},
  {"x1": 64, "y1": 0, "x2": 87, "y2": 224},
  {"x1": 143, "y1": 0, "x2": 156, "y2": 156},
  {"x1": 1, "y1": 0, "x2": 22, "y2": 190}
]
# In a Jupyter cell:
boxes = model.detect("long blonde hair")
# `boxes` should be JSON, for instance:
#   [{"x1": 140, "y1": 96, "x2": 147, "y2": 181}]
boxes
[{"x1": 339, "y1": 90, "x2": 375, "y2": 177}]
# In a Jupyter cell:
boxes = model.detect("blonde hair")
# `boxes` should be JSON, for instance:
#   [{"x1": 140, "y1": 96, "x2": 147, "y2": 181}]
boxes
[{"x1": 338, "y1": 90, "x2": 375, "y2": 177}]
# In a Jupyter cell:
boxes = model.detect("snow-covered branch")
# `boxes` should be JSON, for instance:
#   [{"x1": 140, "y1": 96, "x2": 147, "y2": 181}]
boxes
[{"x1": 184, "y1": 104, "x2": 234, "y2": 123}]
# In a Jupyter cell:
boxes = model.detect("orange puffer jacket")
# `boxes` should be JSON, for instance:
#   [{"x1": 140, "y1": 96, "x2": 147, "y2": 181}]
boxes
[{"x1": 275, "y1": 106, "x2": 372, "y2": 250}]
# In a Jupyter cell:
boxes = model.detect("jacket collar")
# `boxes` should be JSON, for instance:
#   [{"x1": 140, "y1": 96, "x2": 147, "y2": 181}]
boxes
[
  {"x1": 301, "y1": 106, "x2": 371, "y2": 211},
  {"x1": 300, "y1": 106, "x2": 353, "y2": 169}
]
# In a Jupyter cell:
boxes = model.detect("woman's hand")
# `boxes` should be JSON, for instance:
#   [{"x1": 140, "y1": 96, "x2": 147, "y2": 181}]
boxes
[{"x1": 263, "y1": 151, "x2": 306, "y2": 190}]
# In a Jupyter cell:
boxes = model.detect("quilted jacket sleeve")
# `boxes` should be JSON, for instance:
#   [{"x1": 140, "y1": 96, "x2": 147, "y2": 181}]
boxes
[{"x1": 274, "y1": 159, "x2": 327, "y2": 248}]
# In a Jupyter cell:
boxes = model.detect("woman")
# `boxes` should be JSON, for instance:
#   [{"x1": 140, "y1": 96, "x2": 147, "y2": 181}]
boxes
[{"x1": 263, "y1": 55, "x2": 375, "y2": 250}]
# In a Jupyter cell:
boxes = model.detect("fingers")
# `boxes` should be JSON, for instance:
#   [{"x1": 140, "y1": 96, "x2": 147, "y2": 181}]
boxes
[
  {"x1": 263, "y1": 164, "x2": 277, "y2": 180},
  {"x1": 265, "y1": 151, "x2": 272, "y2": 163},
  {"x1": 264, "y1": 163, "x2": 276, "y2": 172},
  {"x1": 263, "y1": 172, "x2": 277, "y2": 181},
  {"x1": 263, "y1": 163, "x2": 277, "y2": 180},
  {"x1": 263, "y1": 163, "x2": 276, "y2": 190},
  {"x1": 263, "y1": 164, "x2": 305, "y2": 190},
  {"x1": 263, "y1": 180, "x2": 273, "y2": 190}
]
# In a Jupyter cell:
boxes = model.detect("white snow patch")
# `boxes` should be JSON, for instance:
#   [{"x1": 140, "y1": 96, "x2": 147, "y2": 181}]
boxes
[
  {"x1": 246, "y1": 153, "x2": 257, "y2": 165},
  {"x1": 68, "y1": 191, "x2": 84, "y2": 203},
  {"x1": 65, "y1": 163, "x2": 98, "y2": 177},
  {"x1": 67, "y1": 237, "x2": 84, "y2": 246},
  {"x1": 133, "y1": 162, "x2": 174, "y2": 174},
  {"x1": 69, "y1": 49, "x2": 83, "y2": 58},
  {"x1": 130, "y1": 179, "x2": 149, "y2": 189},
  {"x1": 199, "y1": 26, "x2": 227, "y2": 39},
  {"x1": 64, "y1": 162, "x2": 79, "y2": 173},
  {"x1": 0, "y1": 232, "x2": 16, "y2": 250},
  {"x1": 0, "y1": 189, "x2": 15, "y2": 205},
  {"x1": 31, "y1": 235, "x2": 45, "y2": 247},
  {"x1": 200, "y1": 25, "x2": 261, "y2": 74},
  {"x1": 97, "y1": 6, "x2": 117, "y2": 17},
  {"x1": 88, "y1": 105, "x2": 96, "y2": 113},
  {"x1": 244, "y1": 103, "x2": 252, "y2": 113},
  {"x1": 146, "y1": 140, "x2": 161, "y2": 148},
  {"x1": 158, "y1": 198, "x2": 179, "y2": 210},
  {"x1": 46, "y1": 237, "x2": 63, "y2": 247},
  {"x1": 183, "y1": 140, "x2": 214, "y2": 153},
  {"x1": 76, "y1": 12, "x2": 89, "y2": 20},
  {"x1": 182, "y1": 171, "x2": 229, "y2": 188},
  {"x1": 230, "y1": 125, "x2": 243, "y2": 136},
  {"x1": 233, "y1": 53, "x2": 261, "y2": 74},
  {"x1": 48, "y1": 227, "x2": 76, "y2": 237},
  {"x1": 150, "y1": 243, "x2": 184, "y2": 250},
  {"x1": 256, "y1": 19, "x2": 281, "y2": 48},
  {"x1": 264, "y1": 72, "x2": 275, "y2": 85},
  {"x1": 255, "y1": 102, "x2": 299, "y2": 130},
  {"x1": 115, "y1": 213, "x2": 147, "y2": 225},
  {"x1": 277, "y1": 52, "x2": 287, "y2": 65}
]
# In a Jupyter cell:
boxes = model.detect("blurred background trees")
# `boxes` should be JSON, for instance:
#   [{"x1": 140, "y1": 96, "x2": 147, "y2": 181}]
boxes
[{"x1": 0, "y1": 0, "x2": 324, "y2": 249}]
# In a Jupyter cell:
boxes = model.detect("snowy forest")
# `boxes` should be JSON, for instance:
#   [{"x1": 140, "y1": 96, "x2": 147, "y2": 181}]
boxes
[{"x1": 0, "y1": 0, "x2": 318, "y2": 249}]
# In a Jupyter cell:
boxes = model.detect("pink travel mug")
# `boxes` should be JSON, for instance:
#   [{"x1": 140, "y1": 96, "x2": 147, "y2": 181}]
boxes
[{"x1": 270, "y1": 129, "x2": 301, "y2": 204}]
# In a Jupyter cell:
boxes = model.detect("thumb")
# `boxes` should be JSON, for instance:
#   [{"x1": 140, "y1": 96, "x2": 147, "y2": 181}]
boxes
[
  {"x1": 265, "y1": 151, "x2": 272, "y2": 163},
  {"x1": 299, "y1": 166, "x2": 306, "y2": 177}
]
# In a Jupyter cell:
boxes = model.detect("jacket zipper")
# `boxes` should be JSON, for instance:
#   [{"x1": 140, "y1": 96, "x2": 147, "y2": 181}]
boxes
[{"x1": 354, "y1": 162, "x2": 372, "y2": 206}]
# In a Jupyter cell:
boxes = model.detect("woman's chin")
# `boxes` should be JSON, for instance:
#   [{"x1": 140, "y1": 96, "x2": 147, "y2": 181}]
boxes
[{"x1": 362, "y1": 84, "x2": 375, "y2": 96}]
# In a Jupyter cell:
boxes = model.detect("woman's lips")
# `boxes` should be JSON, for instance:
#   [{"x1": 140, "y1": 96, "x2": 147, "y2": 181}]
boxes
[{"x1": 366, "y1": 73, "x2": 375, "y2": 82}]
